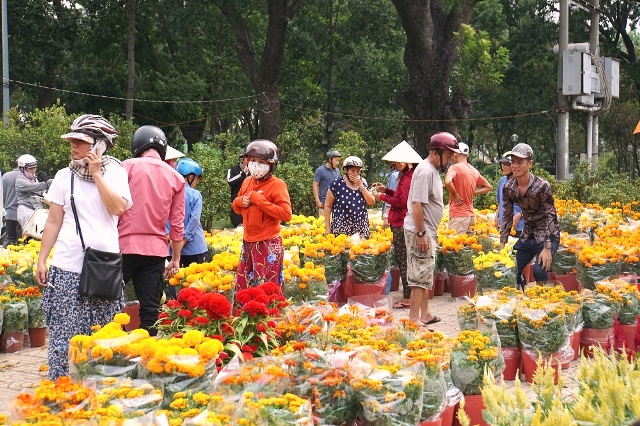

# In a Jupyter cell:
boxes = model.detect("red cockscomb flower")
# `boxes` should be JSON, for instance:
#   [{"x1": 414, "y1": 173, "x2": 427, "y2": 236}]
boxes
[
  {"x1": 242, "y1": 300, "x2": 269, "y2": 317},
  {"x1": 256, "y1": 323, "x2": 267, "y2": 333},
  {"x1": 211, "y1": 334, "x2": 225, "y2": 342},
  {"x1": 236, "y1": 287, "x2": 270, "y2": 307},
  {"x1": 166, "y1": 299, "x2": 181, "y2": 309},
  {"x1": 194, "y1": 316, "x2": 210, "y2": 325},
  {"x1": 158, "y1": 312, "x2": 169, "y2": 319},
  {"x1": 257, "y1": 282, "x2": 282, "y2": 298},
  {"x1": 178, "y1": 309, "x2": 194, "y2": 319},
  {"x1": 241, "y1": 345, "x2": 256, "y2": 354},
  {"x1": 242, "y1": 352, "x2": 254, "y2": 361},
  {"x1": 220, "y1": 323, "x2": 236, "y2": 336},
  {"x1": 177, "y1": 287, "x2": 205, "y2": 309},
  {"x1": 200, "y1": 292, "x2": 232, "y2": 320}
]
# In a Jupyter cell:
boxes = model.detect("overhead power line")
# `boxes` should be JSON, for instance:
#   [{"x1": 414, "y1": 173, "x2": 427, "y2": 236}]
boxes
[{"x1": 10, "y1": 78, "x2": 551, "y2": 124}]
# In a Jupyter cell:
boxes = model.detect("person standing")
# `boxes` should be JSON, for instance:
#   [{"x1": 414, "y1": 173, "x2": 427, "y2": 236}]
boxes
[
  {"x1": 227, "y1": 148, "x2": 248, "y2": 227},
  {"x1": 35, "y1": 114, "x2": 132, "y2": 380},
  {"x1": 381, "y1": 163, "x2": 399, "y2": 226},
  {"x1": 119, "y1": 125, "x2": 185, "y2": 335},
  {"x1": 324, "y1": 156, "x2": 375, "y2": 239},
  {"x1": 404, "y1": 132, "x2": 458, "y2": 327},
  {"x1": 15, "y1": 154, "x2": 52, "y2": 230},
  {"x1": 495, "y1": 151, "x2": 524, "y2": 237},
  {"x1": 172, "y1": 158, "x2": 209, "y2": 266},
  {"x1": 499, "y1": 143, "x2": 560, "y2": 289},
  {"x1": 232, "y1": 140, "x2": 292, "y2": 290},
  {"x1": 313, "y1": 150, "x2": 342, "y2": 215},
  {"x1": 164, "y1": 145, "x2": 185, "y2": 169},
  {"x1": 2, "y1": 161, "x2": 21, "y2": 246},
  {"x1": 444, "y1": 142, "x2": 492, "y2": 235},
  {"x1": 372, "y1": 140, "x2": 423, "y2": 309}
]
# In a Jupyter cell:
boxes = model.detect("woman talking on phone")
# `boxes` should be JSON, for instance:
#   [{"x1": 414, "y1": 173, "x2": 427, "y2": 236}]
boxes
[
  {"x1": 35, "y1": 114, "x2": 132, "y2": 380},
  {"x1": 324, "y1": 156, "x2": 375, "y2": 239}
]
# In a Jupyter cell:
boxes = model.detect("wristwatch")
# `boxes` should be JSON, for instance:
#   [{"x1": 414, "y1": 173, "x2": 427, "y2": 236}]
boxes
[{"x1": 416, "y1": 230, "x2": 426, "y2": 237}]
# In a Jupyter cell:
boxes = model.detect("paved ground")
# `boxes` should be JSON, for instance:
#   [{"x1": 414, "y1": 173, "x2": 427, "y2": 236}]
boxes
[{"x1": 0, "y1": 288, "x2": 581, "y2": 405}]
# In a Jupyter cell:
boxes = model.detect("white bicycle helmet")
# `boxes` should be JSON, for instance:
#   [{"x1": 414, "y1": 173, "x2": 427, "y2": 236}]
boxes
[
  {"x1": 62, "y1": 114, "x2": 118, "y2": 148},
  {"x1": 342, "y1": 156, "x2": 364, "y2": 168},
  {"x1": 17, "y1": 154, "x2": 37, "y2": 170}
]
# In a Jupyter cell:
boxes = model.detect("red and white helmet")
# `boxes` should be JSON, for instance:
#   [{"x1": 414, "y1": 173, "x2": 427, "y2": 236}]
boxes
[
  {"x1": 62, "y1": 114, "x2": 118, "y2": 148},
  {"x1": 342, "y1": 156, "x2": 364, "y2": 169},
  {"x1": 428, "y1": 132, "x2": 459, "y2": 152}
]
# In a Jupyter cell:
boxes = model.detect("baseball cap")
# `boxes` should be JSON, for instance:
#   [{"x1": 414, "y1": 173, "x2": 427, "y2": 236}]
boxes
[
  {"x1": 453, "y1": 142, "x2": 470, "y2": 155},
  {"x1": 498, "y1": 151, "x2": 512, "y2": 163},
  {"x1": 509, "y1": 143, "x2": 533, "y2": 159}
]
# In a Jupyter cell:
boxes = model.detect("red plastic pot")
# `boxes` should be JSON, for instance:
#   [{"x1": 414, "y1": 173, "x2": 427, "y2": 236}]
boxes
[
  {"x1": 0, "y1": 332, "x2": 24, "y2": 353},
  {"x1": 121, "y1": 302, "x2": 141, "y2": 332},
  {"x1": 618, "y1": 321, "x2": 637, "y2": 354},
  {"x1": 521, "y1": 350, "x2": 560, "y2": 384},
  {"x1": 390, "y1": 268, "x2": 400, "y2": 292},
  {"x1": 449, "y1": 274, "x2": 476, "y2": 298},
  {"x1": 501, "y1": 347, "x2": 522, "y2": 380},
  {"x1": 580, "y1": 327, "x2": 613, "y2": 358},
  {"x1": 440, "y1": 402, "x2": 456, "y2": 426},
  {"x1": 570, "y1": 330, "x2": 581, "y2": 360},
  {"x1": 452, "y1": 395, "x2": 487, "y2": 426},
  {"x1": 28, "y1": 327, "x2": 47, "y2": 348},
  {"x1": 433, "y1": 272, "x2": 447, "y2": 296},
  {"x1": 418, "y1": 415, "x2": 443, "y2": 426},
  {"x1": 554, "y1": 273, "x2": 580, "y2": 292}
]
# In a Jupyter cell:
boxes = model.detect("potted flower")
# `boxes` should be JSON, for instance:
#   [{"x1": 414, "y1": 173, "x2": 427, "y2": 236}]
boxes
[
  {"x1": 347, "y1": 230, "x2": 392, "y2": 283},
  {"x1": 283, "y1": 261, "x2": 328, "y2": 303},
  {"x1": 1, "y1": 298, "x2": 28, "y2": 353},
  {"x1": 236, "y1": 392, "x2": 314, "y2": 425},
  {"x1": 472, "y1": 248, "x2": 517, "y2": 293},
  {"x1": 580, "y1": 288, "x2": 620, "y2": 357},
  {"x1": 13, "y1": 285, "x2": 46, "y2": 347},
  {"x1": 301, "y1": 233, "x2": 348, "y2": 283}
]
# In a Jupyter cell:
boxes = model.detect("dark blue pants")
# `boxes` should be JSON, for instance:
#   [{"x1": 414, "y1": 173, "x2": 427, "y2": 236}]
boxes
[
  {"x1": 123, "y1": 254, "x2": 165, "y2": 336},
  {"x1": 514, "y1": 235, "x2": 560, "y2": 289}
]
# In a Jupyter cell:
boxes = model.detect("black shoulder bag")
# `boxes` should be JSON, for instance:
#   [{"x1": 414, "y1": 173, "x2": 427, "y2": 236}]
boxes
[{"x1": 70, "y1": 173, "x2": 124, "y2": 300}]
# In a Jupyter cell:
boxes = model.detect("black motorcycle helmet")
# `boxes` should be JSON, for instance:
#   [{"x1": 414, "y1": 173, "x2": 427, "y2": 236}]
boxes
[{"x1": 131, "y1": 125, "x2": 168, "y2": 160}]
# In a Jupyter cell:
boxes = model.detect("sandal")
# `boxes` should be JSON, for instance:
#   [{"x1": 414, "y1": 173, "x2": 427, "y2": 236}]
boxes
[
  {"x1": 393, "y1": 301, "x2": 410, "y2": 309},
  {"x1": 421, "y1": 315, "x2": 441, "y2": 325}
]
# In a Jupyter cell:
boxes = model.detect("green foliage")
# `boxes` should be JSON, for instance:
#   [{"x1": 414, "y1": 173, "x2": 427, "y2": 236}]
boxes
[
  {"x1": 333, "y1": 131, "x2": 368, "y2": 167},
  {"x1": 277, "y1": 157, "x2": 316, "y2": 218}
]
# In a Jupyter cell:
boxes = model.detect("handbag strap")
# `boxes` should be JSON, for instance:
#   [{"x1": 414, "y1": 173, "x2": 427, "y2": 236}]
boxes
[{"x1": 69, "y1": 173, "x2": 86, "y2": 251}]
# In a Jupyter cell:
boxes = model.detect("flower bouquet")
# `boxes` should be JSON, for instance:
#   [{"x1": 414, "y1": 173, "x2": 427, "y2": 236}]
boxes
[
  {"x1": 25, "y1": 289, "x2": 45, "y2": 329},
  {"x1": 552, "y1": 245, "x2": 578, "y2": 274},
  {"x1": 307, "y1": 365, "x2": 359, "y2": 425},
  {"x1": 352, "y1": 360, "x2": 425, "y2": 426},
  {"x1": 12, "y1": 376, "x2": 97, "y2": 423},
  {"x1": 347, "y1": 231, "x2": 392, "y2": 283},
  {"x1": 439, "y1": 234, "x2": 485, "y2": 275},
  {"x1": 405, "y1": 337, "x2": 448, "y2": 422},
  {"x1": 236, "y1": 391, "x2": 314, "y2": 425},
  {"x1": 168, "y1": 251, "x2": 237, "y2": 301},
  {"x1": 457, "y1": 298, "x2": 478, "y2": 331},
  {"x1": 473, "y1": 248, "x2": 517, "y2": 293},
  {"x1": 581, "y1": 291, "x2": 620, "y2": 329},
  {"x1": 1, "y1": 300, "x2": 28, "y2": 333},
  {"x1": 576, "y1": 243, "x2": 623, "y2": 290},
  {"x1": 475, "y1": 292, "x2": 521, "y2": 348},
  {"x1": 610, "y1": 281, "x2": 640, "y2": 325},
  {"x1": 137, "y1": 330, "x2": 223, "y2": 406},
  {"x1": 89, "y1": 377, "x2": 163, "y2": 417},
  {"x1": 516, "y1": 298, "x2": 569, "y2": 355},
  {"x1": 156, "y1": 287, "x2": 232, "y2": 337},
  {"x1": 449, "y1": 330, "x2": 504, "y2": 396},
  {"x1": 302, "y1": 234, "x2": 348, "y2": 283},
  {"x1": 276, "y1": 302, "x2": 336, "y2": 344},
  {"x1": 69, "y1": 314, "x2": 149, "y2": 379},
  {"x1": 283, "y1": 261, "x2": 328, "y2": 303},
  {"x1": 157, "y1": 391, "x2": 229, "y2": 425}
]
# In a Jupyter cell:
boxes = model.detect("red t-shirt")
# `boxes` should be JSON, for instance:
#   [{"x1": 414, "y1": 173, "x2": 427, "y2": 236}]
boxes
[{"x1": 446, "y1": 163, "x2": 487, "y2": 217}]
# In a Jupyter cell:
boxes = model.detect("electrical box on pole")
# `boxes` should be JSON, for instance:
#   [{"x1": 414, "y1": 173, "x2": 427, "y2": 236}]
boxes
[{"x1": 562, "y1": 50, "x2": 592, "y2": 95}]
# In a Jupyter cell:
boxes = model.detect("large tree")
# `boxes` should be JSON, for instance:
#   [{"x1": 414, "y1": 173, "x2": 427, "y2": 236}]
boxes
[
  {"x1": 391, "y1": 0, "x2": 479, "y2": 154},
  {"x1": 215, "y1": 0, "x2": 303, "y2": 141}
]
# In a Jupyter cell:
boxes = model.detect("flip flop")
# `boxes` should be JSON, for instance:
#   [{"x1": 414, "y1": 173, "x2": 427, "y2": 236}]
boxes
[
  {"x1": 393, "y1": 301, "x2": 410, "y2": 309},
  {"x1": 422, "y1": 315, "x2": 441, "y2": 326}
]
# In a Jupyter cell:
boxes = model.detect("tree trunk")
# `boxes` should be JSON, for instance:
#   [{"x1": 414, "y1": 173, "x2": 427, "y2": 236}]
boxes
[
  {"x1": 391, "y1": 0, "x2": 477, "y2": 156},
  {"x1": 217, "y1": 0, "x2": 302, "y2": 141},
  {"x1": 126, "y1": 0, "x2": 136, "y2": 120}
]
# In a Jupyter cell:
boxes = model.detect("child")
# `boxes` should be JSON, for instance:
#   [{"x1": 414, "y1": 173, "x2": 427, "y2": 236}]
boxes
[{"x1": 232, "y1": 140, "x2": 292, "y2": 290}]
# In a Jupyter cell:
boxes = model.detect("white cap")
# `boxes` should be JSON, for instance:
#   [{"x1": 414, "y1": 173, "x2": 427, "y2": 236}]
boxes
[
  {"x1": 61, "y1": 132, "x2": 94, "y2": 144},
  {"x1": 165, "y1": 145, "x2": 185, "y2": 161},
  {"x1": 381, "y1": 140, "x2": 423, "y2": 164},
  {"x1": 453, "y1": 142, "x2": 469, "y2": 155}
]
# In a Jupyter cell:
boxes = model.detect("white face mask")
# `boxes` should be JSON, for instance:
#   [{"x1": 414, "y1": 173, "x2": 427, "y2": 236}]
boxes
[{"x1": 248, "y1": 161, "x2": 271, "y2": 179}]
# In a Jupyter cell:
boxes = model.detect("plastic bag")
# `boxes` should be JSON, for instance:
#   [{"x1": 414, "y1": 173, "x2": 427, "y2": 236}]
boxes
[
  {"x1": 457, "y1": 298, "x2": 478, "y2": 331},
  {"x1": 552, "y1": 246, "x2": 577, "y2": 274},
  {"x1": 582, "y1": 293, "x2": 619, "y2": 329},
  {"x1": 85, "y1": 376, "x2": 163, "y2": 415},
  {"x1": 474, "y1": 263, "x2": 517, "y2": 294},
  {"x1": 318, "y1": 252, "x2": 348, "y2": 283},
  {"x1": 26, "y1": 297, "x2": 46, "y2": 329},
  {"x1": 576, "y1": 260, "x2": 622, "y2": 290},
  {"x1": 476, "y1": 295, "x2": 519, "y2": 348},
  {"x1": 236, "y1": 391, "x2": 314, "y2": 425},
  {"x1": 420, "y1": 369, "x2": 447, "y2": 422},
  {"x1": 2, "y1": 301, "x2": 28, "y2": 333},
  {"x1": 450, "y1": 330, "x2": 504, "y2": 396},
  {"x1": 517, "y1": 301, "x2": 569, "y2": 355},
  {"x1": 212, "y1": 355, "x2": 290, "y2": 401},
  {"x1": 283, "y1": 276, "x2": 328, "y2": 303},
  {"x1": 348, "y1": 253, "x2": 388, "y2": 283},
  {"x1": 69, "y1": 333, "x2": 143, "y2": 380},
  {"x1": 442, "y1": 247, "x2": 476, "y2": 276},
  {"x1": 352, "y1": 361, "x2": 425, "y2": 426}
]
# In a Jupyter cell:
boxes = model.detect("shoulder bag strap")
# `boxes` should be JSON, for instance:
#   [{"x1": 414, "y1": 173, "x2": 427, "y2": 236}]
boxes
[{"x1": 69, "y1": 172, "x2": 86, "y2": 251}]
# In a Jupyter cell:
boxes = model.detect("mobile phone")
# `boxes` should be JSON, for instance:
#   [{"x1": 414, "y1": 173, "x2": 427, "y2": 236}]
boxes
[{"x1": 73, "y1": 140, "x2": 107, "y2": 166}]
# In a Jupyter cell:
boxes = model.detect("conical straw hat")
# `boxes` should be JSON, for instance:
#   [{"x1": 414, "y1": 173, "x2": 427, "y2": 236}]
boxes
[
  {"x1": 165, "y1": 145, "x2": 185, "y2": 161},
  {"x1": 381, "y1": 140, "x2": 423, "y2": 163}
]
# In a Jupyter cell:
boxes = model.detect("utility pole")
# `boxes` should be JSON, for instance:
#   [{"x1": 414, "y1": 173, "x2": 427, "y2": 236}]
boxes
[
  {"x1": 556, "y1": 0, "x2": 570, "y2": 180},
  {"x1": 589, "y1": 0, "x2": 600, "y2": 168},
  {"x1": 1, "y1": 0, "x2": 9, "y2": 127}
]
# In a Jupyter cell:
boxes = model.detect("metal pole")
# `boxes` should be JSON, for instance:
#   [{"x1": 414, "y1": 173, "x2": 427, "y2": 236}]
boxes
[
  {"x1": 586, "y1": 114, "x2": 593, "y2": 159},
  {"x1": 590, "y1": 0, "x2": 600, "y2": 168},
  {"x1": 1, "y1": 0, "x2": 9, "y2": 127},
  {"x1": 557, "y1": 0, "x2": 570, "y2": 180}
]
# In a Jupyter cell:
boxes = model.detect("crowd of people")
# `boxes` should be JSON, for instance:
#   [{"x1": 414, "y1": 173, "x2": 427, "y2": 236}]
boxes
[{"x1": 0, "y1": 115, "x2": 559, "y2": 380}]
